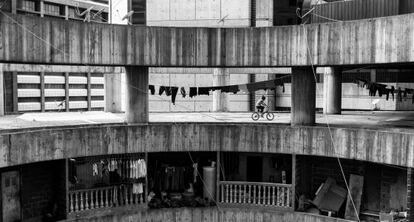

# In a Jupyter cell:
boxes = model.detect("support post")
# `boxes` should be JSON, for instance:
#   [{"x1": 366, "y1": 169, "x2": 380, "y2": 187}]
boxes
[
  {"x1": 65, "y1": 72, "x2": 69, "y2": 112},
  {"x1": 105, "y1": 73, "x2": 123, "y2": 113},
  {"x1": 216, "y1": 151, "x2": 220, "y2": 202},
  {"x1": 65, "y1": 158, "x2": 69, "y2": 217},
  {"x1": 291, "y1": 66, "x2": 316, "y2": 126},
  {"x1": 40, "y1": 72, "x2": 45, "y2": 112},
  {"x1": 0, "y1": 64, "x2": 4, "y2": 116},
  {"x1": 87, "y1": 72, "x2": 91, "y2": 111},
  {"x1": 408, "y1": 168, "x2": 414, "y2": 221},
  {"x1": 125, "y1": 66, "x2": 148, "y2": 123},
  {"x1": 12, "y1": 72, "x2": 18, "y2": 113},
  {"x1": 323, "y1": 67, "x2": 342, "y2": 114},
  {"x1": 292, "y1": 154, "x2": 296, "y2": 210},
  {"x1": 212, "y1": 68, "x2": 230, "y2": 112}
]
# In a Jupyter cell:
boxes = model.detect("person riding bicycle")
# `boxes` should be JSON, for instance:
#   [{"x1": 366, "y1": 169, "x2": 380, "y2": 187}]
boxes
[{"x1": 256, "y1": 96, "x2": 267, "y2": 116}]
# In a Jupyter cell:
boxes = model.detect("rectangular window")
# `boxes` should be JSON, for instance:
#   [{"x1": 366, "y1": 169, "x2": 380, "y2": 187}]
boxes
[{"x1": 21, "y1": 0, "x2": 36, "y2": 11}]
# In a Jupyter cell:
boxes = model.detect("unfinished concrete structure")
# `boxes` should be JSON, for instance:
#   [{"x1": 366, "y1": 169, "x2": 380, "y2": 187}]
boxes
[{"x1": 1, "y1": 1, "x2": 414, "y2": 222}]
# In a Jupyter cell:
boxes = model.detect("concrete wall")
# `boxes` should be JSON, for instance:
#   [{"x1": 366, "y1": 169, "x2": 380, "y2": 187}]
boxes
[
  {"x1": 64, "y1": 207, "x2": 352, "y2": 222},
  {"x1": 1, "y1": 123, "x2": 414, "y2": 168},
  {"x1": 3, "y1": 13, "x2": 414, "y2": 67},
  {"x1": 147, "y1": 0, "x2": 251, "y2": 27}
]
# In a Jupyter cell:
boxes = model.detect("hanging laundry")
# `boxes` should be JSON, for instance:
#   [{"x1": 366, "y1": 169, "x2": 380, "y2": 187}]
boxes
[
  {"x1": 92, "y1": 163, "x2": 98, "y2": 176},
  {"x1": 239, "y1": 84, "x2": 248, "y2": 94},
  {"x1": 246, "y1": 80, "x2": 272, "y2": 92},
  {"x1": 274, "y1": 78, "x2": 286, "y2": 93},
  {"x1": 221, "y1": 85, "x2": 239, "y2": 94},
  {"x1": 171, "y1": 87, "x2": 179, "y2": 105},
  {"x1": 149, "y1": 85, "x2": 155, "y2": 95},
  {"x1": 138, "y1": 159, "x2": 147, "y2": 178},
  {"x1": 397, "y1": 87, "x2": 403, "y2": 102},
  {"x1": 189, "y1": 87, "x2": 198, "y2": 98},
  {"x1": 198, "y1": 87, "x2": 211, "y2": 96},
  {"x1": 159, "y1": 86, "x2": 166, "y2": 96},
  {"x1": 192, "y1": 163, "x2": 198, "y2": 183},
  {"x1": 180, "y1": 87, "x2": 187, "y2": 98}
]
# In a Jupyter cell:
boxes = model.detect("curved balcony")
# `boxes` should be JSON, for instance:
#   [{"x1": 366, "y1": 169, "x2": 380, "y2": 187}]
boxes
[{"x1": 0, "y1": 119, "x2": 413, "y2": 168}]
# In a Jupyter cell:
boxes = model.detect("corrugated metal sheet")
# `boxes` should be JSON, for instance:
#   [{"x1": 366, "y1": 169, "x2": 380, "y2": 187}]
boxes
[{"x1": 311, "y1": 0, "x2": 411, "y2": 23}]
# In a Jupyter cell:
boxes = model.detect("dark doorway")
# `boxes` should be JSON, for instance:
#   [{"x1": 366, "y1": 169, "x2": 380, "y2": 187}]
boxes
[{"x1": 246, "y1": 156, "x2": 262, "y2": 182}]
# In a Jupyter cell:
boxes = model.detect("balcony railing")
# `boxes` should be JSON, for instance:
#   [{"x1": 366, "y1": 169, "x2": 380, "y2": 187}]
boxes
[
  {"x1": 218, "y1": 181, "x2": 293, "y2": 210},
  {"x1": 68, "y1": 184, "x2": 145, "y2": 213}
]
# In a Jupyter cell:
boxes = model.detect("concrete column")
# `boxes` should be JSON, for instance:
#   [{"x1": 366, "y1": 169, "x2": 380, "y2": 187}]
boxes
[
  {"x1": 323, "y1": 67, "x2": 342, "y2": 114},
  {"x1": 212, "y1": 68, "x2": 230, "y2": 112},
  {"x1": 125, "y1": 66, "x2": 148, "y2": 123},
  {"x1": 291, "y1": 66, "x2": 316, "y2": 126},
  {"x1": 0, "y1": 65, "x2": 4, "y2": 116},
  {"x1": 105, "y1": 73, "x2": 123, "y2": 113}
]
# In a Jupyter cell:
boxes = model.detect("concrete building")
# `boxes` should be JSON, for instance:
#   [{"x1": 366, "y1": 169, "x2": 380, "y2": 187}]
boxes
[
  {"x1": 138, "y1": 0, "x2": 299, "y2": 112},
  {"x1": 1, "y1": 0, "x2": 414, "y2": 222},
  {"x1": 0, "y1": 0, "x2": 112, "y2": 115}
]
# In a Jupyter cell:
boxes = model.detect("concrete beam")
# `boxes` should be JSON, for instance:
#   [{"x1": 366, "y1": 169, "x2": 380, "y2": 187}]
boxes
[
  {"x1": 0, "y1": 64, "x2": 3, "y2": 116},
  {"x1": 2, "y1": 13, "x2": 414, "y2": 67},
  {"x1": 291, "y1": 67, "x2": 316, "y2": 126},
  {"x1": 125, "y1": 66, "x2": 148, "y2": 123},
  {"x1": 0, "y1": 63, "x2": 123, "y2": 73},
  {"x1": 1, "y1": 123, "x2": 414, "y2": 168},
  {"x1": 149, "y1": 67, "x2": 292, "y2": 74},
  {"x1": 323, "y1": 67, "x2": 342, "y2": 114}
]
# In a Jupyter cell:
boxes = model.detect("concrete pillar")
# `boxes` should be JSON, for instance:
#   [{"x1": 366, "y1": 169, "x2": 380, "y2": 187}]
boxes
[
  {"x1": 323, "y1": 67, "x2": 342, "y2": 114},
  {"x1": 291, "y1": 66, "x2": 316, "y2": 126},
  {"x1": 212, "y1": 68, "x2": 230, "y2": 112},
  {"x1": 125, "y1": 66, "x2": 148, "y2": 123},
  {"x1": 105, "y1": 73, "x2": 123, "y2": 113},
  {"x1": 0, "y1": 65, "x2": 3, "y2": 116}
]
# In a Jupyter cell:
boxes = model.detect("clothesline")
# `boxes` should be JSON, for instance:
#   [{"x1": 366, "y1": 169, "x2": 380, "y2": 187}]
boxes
[
  {"x1": 148, "y1": 78, "x2": 289, "y2": 105},
  {"x1": 355, "y1": 78, "x2": 414, "y2": 103}
]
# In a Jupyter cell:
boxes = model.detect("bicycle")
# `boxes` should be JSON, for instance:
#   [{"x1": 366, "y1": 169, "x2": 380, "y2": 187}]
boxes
[{"x1": 251, "y1": 106, "x2": 274, "y2": 121}]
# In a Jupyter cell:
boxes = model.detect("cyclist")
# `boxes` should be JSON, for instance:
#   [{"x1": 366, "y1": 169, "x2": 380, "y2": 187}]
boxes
[{"x1": 256, "y1": 96, "x2": 267, "y2": 117}]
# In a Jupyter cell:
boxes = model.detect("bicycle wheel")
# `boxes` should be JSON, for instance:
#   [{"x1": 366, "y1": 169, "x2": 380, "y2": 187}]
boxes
[
  {"x1": 266, "y1": 112, "x2": 275, "y2": 121},
  {"x1": 251, "y1": 112, "x2": 260, "y2": 121}
]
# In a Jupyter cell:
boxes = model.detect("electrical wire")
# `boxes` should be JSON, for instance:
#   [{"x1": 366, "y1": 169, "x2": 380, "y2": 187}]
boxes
[{"x1": 300, "y1": 22, "x2": 361, "y2": 221}]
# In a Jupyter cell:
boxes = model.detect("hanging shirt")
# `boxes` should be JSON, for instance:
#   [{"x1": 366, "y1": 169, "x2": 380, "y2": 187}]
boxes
[
  {"x1": 189, "y1": 87, "x2": 198, "y2": 98},
  {"x1": 171, "y1": 87, "x2": 179, "y2": 104},
  {"x1": 180, "y1": 87, "x2": 187, "y2": 98},
  {"x1": 149, "y1": 85, "x2": 155, "y2": 95}
]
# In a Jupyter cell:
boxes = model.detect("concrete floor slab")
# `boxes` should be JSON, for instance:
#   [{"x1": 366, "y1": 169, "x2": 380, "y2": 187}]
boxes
[{"x1": 1, "y1": 111, "x2": 414, "y2": 132}]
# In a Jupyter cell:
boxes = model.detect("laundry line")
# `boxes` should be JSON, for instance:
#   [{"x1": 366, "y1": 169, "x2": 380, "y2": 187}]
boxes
[
  {"x1": 355, "y1": 78, "x2": 414, "y2": 103},
  {"x1": 148, "y1": 78, "x2": 288, "y2": 105}
]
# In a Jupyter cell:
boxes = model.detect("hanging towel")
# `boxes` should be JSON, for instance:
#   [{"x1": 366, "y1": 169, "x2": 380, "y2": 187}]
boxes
[
  {"x1": 149, "y1": 85, "x2": 155, "y2": 95},
  {"x1": 221, "y1": 85, "x2": 239, "y2": 94},
  {"x1": 189, "y1": 87, "x2": 198, "y2": 98},
  {"x1": 198, "y1": 87, "x2": 211, "y2": 95}
]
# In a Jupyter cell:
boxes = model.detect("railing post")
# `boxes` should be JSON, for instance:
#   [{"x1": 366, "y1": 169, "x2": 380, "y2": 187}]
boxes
[
  {"x1": 85, "y1": 191, "x2": 89, "y2": 210},
  {"x1": 69, "y1": 193, "x2": 73, "y2": 213},
  {"x1": 292, "y1": 154, "x2": 296, "y2": 210}
]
